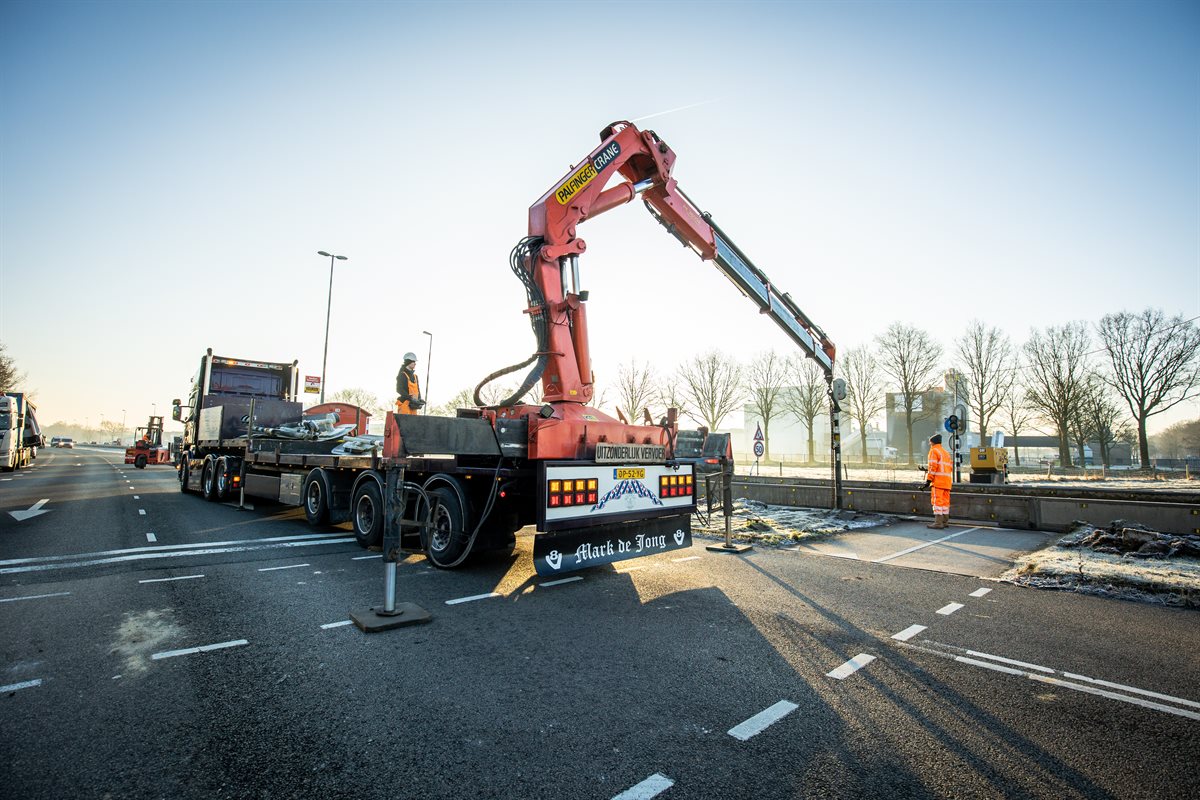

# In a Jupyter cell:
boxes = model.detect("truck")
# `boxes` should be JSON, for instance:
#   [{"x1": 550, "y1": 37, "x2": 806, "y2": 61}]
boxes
[
  {"x1": 175, "y1": 120, "x2": 840, "y2": 578},
  {"x1": 1, "y1": 392, "x2": 44, "y2": 472}
]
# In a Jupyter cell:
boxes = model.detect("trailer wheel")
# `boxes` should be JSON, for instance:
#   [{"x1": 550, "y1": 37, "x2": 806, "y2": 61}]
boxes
[
  {"x1": 134, "y1": 455, "x2": 147, "y2": 469},
  {"x1": 303, "y1": 469, "x2": 331, "y2": 526},
  {"x1": 215, "y1": 458, "x2": 233, "y2": 500},
  {"x1": 351, "y1": 480, "x2": 384, "y2": 548},
  {"x1": 201, "y1": 457, "x2": 218, "y2": 501},
  {"x1": 425, "y1": 486, "x2": 471, "y2": 568}
]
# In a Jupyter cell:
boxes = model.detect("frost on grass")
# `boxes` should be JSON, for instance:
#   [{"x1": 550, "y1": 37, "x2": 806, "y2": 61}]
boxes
[
  {"x1": 693, "y1": 498, "x2": 887, "y2": 546},
  {"x1": 1001, "y1": 521, "x2": 1200, "y2": 607}
]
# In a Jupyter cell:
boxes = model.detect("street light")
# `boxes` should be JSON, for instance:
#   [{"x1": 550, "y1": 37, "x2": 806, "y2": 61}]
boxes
[
  {"x1": 121, "y1": 409, "x2": 127, "y2": 445},
  {"x1": 422, "y1": 330, "x2": 433, "y2": 414},
  {"x1": 317, "y1": 250, "x2": 348, "y2": 404}
]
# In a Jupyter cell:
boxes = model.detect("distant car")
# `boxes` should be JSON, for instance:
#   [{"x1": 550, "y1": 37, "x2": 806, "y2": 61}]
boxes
[
  {"x1": 50, "y1": 437, "x2": 64, "y2": 447},
  {"x1": 60, "y1": 438, "x2": 74, "y2": 449}
]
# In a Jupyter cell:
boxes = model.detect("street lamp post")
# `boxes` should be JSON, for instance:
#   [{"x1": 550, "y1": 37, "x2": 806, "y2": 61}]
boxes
[
  {"x1": 121, "y1": 409, "x2": 127, "y2": 446},
  {"x1": 317, "y1": 250, "x2": 348, "y2": 405},
  {"x1": 422, "y1": 330, "x2": 433, "y2": 414}
]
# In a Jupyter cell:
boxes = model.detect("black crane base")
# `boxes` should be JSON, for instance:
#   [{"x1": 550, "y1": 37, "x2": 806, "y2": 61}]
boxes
[
  {"x1": 350, "y1": 603, "x2": 432, "y2": 633},
  {"x1": 706, "y1": 542, "x2": 753, "y2": 554}
]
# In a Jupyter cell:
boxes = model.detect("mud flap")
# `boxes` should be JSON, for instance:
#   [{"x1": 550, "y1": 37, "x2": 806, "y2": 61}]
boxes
[{"x1": 533, "y1": 514, "x2": 692, "y2": 577}]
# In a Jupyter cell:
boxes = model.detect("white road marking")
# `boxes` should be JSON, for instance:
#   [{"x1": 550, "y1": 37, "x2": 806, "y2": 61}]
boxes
[
  {"x1": 139, "y1": 575, "x2": 205, "y2": 584},
  {"x1": 614, "y1": 565, "x2": 645, "y2": 573},
  {"x1": 955, "y1": 655, "x2": 1025, "y2": 676},
  {"x1": 138, "y1": 509, "x2": 146, "y2": 515},
  {"x1": 965, "y1": 649, "x2": 1054, "y2": 673},
  {"x1": 1029, "y1": 674, "x2": 1200, "y2": 721},
  {"x1": 352, "y1": 554, "x2": 383, "y2": 560},
  {"x1": 891, "y1": 624, "x2": 927, "y2": 642},
  {"x1": 0, "y1": 679, "x2": 43, "y2": 692},
  {"x1": 540, "y1": 576, "x2": 583, "y2": 587},
  {"x1": 0, "y1": 536, "x2": 355, "y2": 575},
  {"x1": 612, "y1": 772, "x2": 675, "y2": 799},
  {"x1": 728, "y1": 700, "x2": 799, "y2": 741},
  {"x1": 827, "y1": 551, "x2": 859, "y2": 560},
  {"x1": 672, "y1": 555, "x2": 701, "y2": 563},
  {"x1": 258, "y1": 563, "x2": 310, "y2": 572},
  {"x1": 873, "y1": 527, "x2": 981, "y2": 563},
  {"x1": 152, "y1": 639, "x2": 249, "y2": 660},
  {"x1": 827, "y1": 653, "x2": 877, "y2": 680},
  {"x1": 320, "y1": 620, "x2": 354, "y2": 629},
  {"x1": 0, "y1": 591, "x2": 72, "y2": 603},
  {"x1": 445, "y1": 592, "x2": 501, "y2": 605},
  {"x1": 937, "y1": 602, "x2": 965, "y2": 616},
  {"x1": 145, "y1": 533, "x2": 157, "y2": 543},
  {"x1": 969, "y1": 587, "x2": 992, "y2": 598},
  {"x1": 9, "y1": 499, "x2": 51, "y2": 521},
  {"x1": 134, "y1": 496, "x2": 140, "y2": 500},
  {"x1": 1061, "y1": 671, "x2": 1200, "y2": 710}
]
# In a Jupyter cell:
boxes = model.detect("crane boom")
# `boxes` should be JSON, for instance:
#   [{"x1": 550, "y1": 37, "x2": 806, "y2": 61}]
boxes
[{"x1": 516, "y1": 121, "x2": 836, "y2": 407}]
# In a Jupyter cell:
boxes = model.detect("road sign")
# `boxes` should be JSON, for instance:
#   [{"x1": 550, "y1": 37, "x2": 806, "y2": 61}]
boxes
[
  {"x1": 753, "y1": 423, "x2": 764, "y2": 442},
  {"x1": 304, "y1": 376, "x2": 321, "y2": 394},
  {"x1": 753, "y1": 441, "x2": 765, "y2": 458}
]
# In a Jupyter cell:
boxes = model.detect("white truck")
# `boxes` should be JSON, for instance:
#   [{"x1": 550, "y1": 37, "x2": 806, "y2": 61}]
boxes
[{"x1": 1, "y1": 393, "x2": 44, "y2": 471}]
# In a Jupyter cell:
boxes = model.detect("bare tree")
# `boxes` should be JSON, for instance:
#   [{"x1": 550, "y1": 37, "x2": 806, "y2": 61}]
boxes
[
  {"x1": 328, "y1": 387, "x2": 386, "y2": 417},
  {"x1": 615, "y1": 359, "x2": 657, "y2": 424},
  {"x1": 744, "y1": 350, "x2": 787, "y2": 460},
  {"x1": 876, "y1": 323, "x2": 943, "y2": 465},
  {"x1": 1079, "y1": 377, "x2": 1128, "y2": 468},
  {"x1": 1098, "y1": 309, "x2": 1200, "y2": 468},
  {"x1": 782, "y1": 356, "x2": 826, "y2": 464},
  {"x1": 429, "y1": 387, "x2": 476, "y2": 418},
  {"x1": 955, "y1": 321, "x2": 1013, "y2": 441},
  {"x1": 0, "y1": 342, "x2": 23, "y2": 392},
  {"x1": 999, "y1": 377, "x2": 1036, "y2": 467},
  {"x1": 1149, "y1": 419, "x2": 1200, "y2": 460},
  {"x1": 1023, "y1": 322, "x2": 1092, "y2": 467},
  {"x1": 99, "y1": 420, "x2": 125, "y2": 442},
  {"x1": 653, "y1": 379, "x2": 696, "y2": 427},
  {"x1": 841, "y1": 346, "x2": 886, "y2": 464},
  {"x1": 677, "y1": 350, "x2": 744, "y2": 431}
]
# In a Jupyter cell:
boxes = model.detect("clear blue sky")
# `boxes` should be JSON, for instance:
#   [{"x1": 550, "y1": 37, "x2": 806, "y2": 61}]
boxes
[{"x1": 2, "y1": 0, "x2": 1197, "y2": 432}]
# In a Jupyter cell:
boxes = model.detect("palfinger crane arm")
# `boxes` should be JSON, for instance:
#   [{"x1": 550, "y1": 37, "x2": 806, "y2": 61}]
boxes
[{"x1": 512, "y1": 121, "x2": 835, "y2": 408}]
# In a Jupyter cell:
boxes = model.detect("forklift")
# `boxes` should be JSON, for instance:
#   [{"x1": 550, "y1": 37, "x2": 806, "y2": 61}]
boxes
[{"x1": 125, "y1": 415, "x2": 172, "y2": 469}]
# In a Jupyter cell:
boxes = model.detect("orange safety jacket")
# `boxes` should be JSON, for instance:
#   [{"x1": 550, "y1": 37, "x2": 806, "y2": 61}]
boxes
[
  {"x1": 395, "y1": 366, "x2": 421, "y2": 415},
  {"x1": 927, "y1": 443, "x2": 953, "y2": 489}
]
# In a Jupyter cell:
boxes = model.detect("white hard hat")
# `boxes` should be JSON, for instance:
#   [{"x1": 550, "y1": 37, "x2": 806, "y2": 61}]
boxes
[{"x1": 403, "y1": 352, "x2": 417, "y2": 362}]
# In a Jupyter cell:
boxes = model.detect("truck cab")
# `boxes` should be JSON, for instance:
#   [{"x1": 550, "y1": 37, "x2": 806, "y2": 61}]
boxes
[{"x1": 174, "y1": 349, "x2": 301, "y2": 448}]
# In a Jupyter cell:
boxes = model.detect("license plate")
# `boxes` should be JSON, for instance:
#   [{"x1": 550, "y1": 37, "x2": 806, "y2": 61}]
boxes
[{"x1": 614, "y1": 467, "x2": 645, "y2": 480}]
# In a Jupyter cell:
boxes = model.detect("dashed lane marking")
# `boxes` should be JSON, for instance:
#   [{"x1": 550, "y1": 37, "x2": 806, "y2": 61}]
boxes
[
  {"x1": 891, "y1": 624, "x2": 927, "y2": 642},
  {"x1": 0, "y1": 679, "x2": 43, "y2": 692},
  {"x1": 827, "y1": 653, "x2": 877, "y2": 680},
  {"x1": 446, "y1": 592, "x2": 501, "y2": 605},
  {"x1": 320, "y1": 620, "x2": 354, "y2": 629},
  {"x1": 873, "y1": 527, "x2": 981, "y2": 563},
  {"x1": 352, "y1": 554, "x2": 382, "y2": 560},
  {"x1": 612, "y1": 773, "x2": 675, "y2": 800},
  {"x1": 258, "y1": 563, "x2": 310, "y2": 572},
  {"x1": 937, "y1": 602, "x2": 965, "y2": 616},
  {"x1": 728, "y1": 700, "x2": 799, "y2": 741},
  {"x1": 152, "y1": 639, "x2": 249, "y2": 660},
  {"x1": 138, "y1": 509, "x2": 146, "y2": 515},
  {"x1": 134, "y1": 496, "x2": 140, "y2": 500},
  {"x1": 540, "y1": 576, "x2": 583, "y2": 587},
  {"x1": 969, "y1": 587, "x2": 992, "y2": 597},
  {"x1": 139, "y1": 575, "x2": 205, "y2": 584},
  {"x1": 145, "y1": 533, "x2": 157, "y2": 542},
  {"x1": 0, "y1": 592, "x2": 72, "y2": 603}
]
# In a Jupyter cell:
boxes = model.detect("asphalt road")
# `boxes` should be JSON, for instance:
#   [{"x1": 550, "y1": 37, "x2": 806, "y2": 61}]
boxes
[{"x1": 2, "y1": 447, "x2": 1197, "y2": 799}]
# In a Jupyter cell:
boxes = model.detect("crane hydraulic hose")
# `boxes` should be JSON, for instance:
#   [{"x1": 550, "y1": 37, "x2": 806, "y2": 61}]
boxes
[{"x1": 474, "y1": 236, "x2": 549, "y2": 408}]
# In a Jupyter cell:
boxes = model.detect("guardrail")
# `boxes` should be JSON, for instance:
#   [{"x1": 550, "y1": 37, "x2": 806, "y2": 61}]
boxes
[{"x1": 701, "y1": 476, "x2": 1200, "y2": 536}]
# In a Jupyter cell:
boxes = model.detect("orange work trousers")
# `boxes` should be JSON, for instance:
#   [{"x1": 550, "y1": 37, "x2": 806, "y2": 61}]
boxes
[{"x1": 930, "y1": 486, "x2": 950, "y2": 515}]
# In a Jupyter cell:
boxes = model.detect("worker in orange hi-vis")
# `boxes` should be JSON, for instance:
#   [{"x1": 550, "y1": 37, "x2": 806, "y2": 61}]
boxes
[
  {"x1": 923, "y1": 433, "x2": 954, "y2": 529},
  {"x1": 394, "y1": 352, "x2": 424, "y2": 415}
]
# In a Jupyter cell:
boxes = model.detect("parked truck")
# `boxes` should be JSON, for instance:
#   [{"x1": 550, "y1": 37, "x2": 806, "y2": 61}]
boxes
[
  {"x1": 175, "y1": 120, "x2": 840, "y2": 577},
  {"x1": 1, "y1": 392, "x2": 44, "y2": 472}
]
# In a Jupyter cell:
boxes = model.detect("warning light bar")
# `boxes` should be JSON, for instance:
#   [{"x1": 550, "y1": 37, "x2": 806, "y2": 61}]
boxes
[
  {"x1": 547, "y1": 478, "x2": 599, "y2": 508},
  {"x1": 658, "y1": 474, "x2": 694, "y2": 499}
]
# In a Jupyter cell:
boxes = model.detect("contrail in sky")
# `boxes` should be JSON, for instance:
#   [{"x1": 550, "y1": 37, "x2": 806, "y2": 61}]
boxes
[{"x1": 630, "y1": 99, "x2": 720, "y2": 123}]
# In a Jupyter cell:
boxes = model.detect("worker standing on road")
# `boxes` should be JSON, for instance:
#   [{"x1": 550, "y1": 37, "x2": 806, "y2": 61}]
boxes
[
  {"x1": 395, "y1": 352, "x2": 424, "y2": 415},
  {"x1": 924, "y1": 433, "x2": 953, "y2": 529}
]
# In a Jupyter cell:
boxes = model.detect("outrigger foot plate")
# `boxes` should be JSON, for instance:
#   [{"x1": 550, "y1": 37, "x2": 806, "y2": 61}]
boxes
[
  {"x1": 350, "y1": 603, "x2": 432, "y2": 633},
  {"x1": 706, "y1": 543, "x2": 753, "y2": 554}
]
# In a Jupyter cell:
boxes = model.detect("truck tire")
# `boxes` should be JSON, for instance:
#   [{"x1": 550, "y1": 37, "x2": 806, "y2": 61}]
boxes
[
  {"x1": 215, "y1": 457, "x2": 234, "y2": 501},
  {"x1": 351, "y1": 480, "x2": 384, "y2": 548},
  {"x1": 201, "y1": 457, "x2": 218, "y2": 501},
  {"x1": 425, "y1": 486, "x2": 471, "y2": 568},
  {"x1": 303, "y1": 469, "x2": 331, "y2": 526},
  {"x1": 179, "y1": 461, "x2": 190, "y2": 493},
  {"x1": 134, "y1": 455, "x2": 147, "y2": 469}
]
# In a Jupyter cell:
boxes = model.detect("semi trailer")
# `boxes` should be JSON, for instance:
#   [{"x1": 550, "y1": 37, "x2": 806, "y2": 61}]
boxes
[{"x1": 1, "y1": 393, "x2": 44, "y2": 472}]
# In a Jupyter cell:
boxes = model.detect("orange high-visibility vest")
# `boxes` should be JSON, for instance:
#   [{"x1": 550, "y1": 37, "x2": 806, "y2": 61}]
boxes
[
  {"x1": 927, "y1": 443, "x2": 953, "y2": 489},
  {"x1": 395, "y1": 367, "x2": 421, "y2": 415}
]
